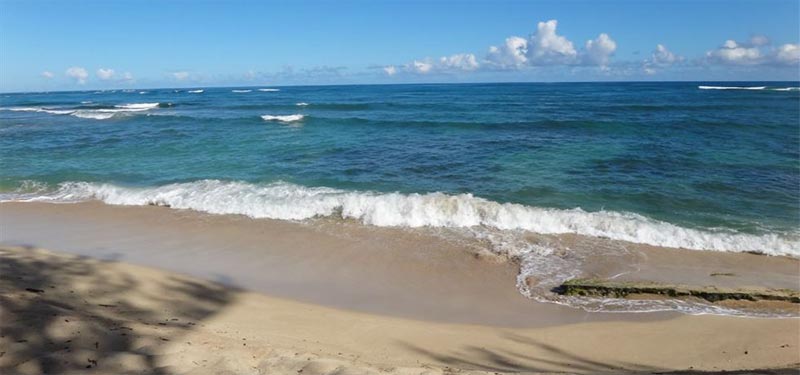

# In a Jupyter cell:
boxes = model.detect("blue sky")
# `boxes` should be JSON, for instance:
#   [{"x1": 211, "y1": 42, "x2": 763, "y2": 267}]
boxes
[{"x1": 1, "y1": 0, "x2": 798, "y2": 91}]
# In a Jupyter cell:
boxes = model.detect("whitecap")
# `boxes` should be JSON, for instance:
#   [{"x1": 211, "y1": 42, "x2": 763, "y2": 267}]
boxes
[
  {"x1": 232, "y1": 89, "x2": 252, "y2": 93},
  {"x1": 258, "y1": 88, "x2": 280, "y2": 92},
  {"x1": 261, "y1": 114, "x2": 304, "y2": 123},
  {"x1": 698, "y1": 85, "x2": 766, "y2": 90},
  {"x1": 296, "y1": 102, "x2": 309, "y2": 106},
  {"x1": 114, "y1": 103, "x2": 160, "y2": 110},
  {"x1": 188, "y1": 89, "x2": 204, "y2": 93}
]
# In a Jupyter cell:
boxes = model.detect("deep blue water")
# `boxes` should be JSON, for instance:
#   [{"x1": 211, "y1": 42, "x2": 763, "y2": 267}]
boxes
[{"x1": 1, "y1": 82, "x2": 798, "y2": 252}]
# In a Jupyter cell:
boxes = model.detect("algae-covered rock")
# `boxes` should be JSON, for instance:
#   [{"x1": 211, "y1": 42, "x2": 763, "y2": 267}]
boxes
[{"x1": 558, "y1": 278, "x2": 800, "y2": 303}]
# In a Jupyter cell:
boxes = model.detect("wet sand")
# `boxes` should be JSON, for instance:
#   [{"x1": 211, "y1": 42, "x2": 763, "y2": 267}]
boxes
[{"x1": 1, "y1": 201, "x2": 799, "y2": 373}]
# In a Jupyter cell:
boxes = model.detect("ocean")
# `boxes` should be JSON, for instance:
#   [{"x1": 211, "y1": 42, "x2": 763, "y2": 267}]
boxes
[{"x1": 1, "y1": 82, "x2": 798, "y2": 314}]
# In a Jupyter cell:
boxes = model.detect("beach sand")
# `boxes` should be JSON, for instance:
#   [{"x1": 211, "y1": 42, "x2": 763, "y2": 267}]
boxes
[{"x1": 1, "y1": 202, "x2": 799, "y2": 374}]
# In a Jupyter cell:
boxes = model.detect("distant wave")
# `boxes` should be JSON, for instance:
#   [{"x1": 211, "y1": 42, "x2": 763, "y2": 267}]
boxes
[
  {"x1": 115, "y1": 102, "x2": 160, "y2": 110},
  {"x1": 0, "y1": 102, "x2": 162, "y2": 120},
  {"x1": 188, "y1": 89, "x2": 204, "y2": 93},
  {"x1": 232, "y1": 89, "x2": 252, "y2": 93},
  {"x1": 296, "y1": 102, "x2": 309, "y2": 106},
  {"x1": 8, "y1": 179, "x2": 797, "y2": 257},
  {"x1": 261, "y1": 114, "x2": 304, "y2": 123},
  {"x1": 699, "y1": 85, "x2": 799, "y2": 91},
  {"x1": 139, "y1": 91, "x2": 148, "y2": 94},
  {"x1": 258, "y1": 88, "x2": 280, "y2": 92},
  {"x1": 698, "y1": 85, "x2": 766, "y2": 90}
]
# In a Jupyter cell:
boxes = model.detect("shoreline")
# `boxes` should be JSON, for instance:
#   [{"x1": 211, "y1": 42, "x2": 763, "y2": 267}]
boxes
[
  {"x1": 2, "y1": 201, "x2": 798, "y2": 320},
  {"x1": 2, "y1": 245, "x2": 799, "y2": 374}
]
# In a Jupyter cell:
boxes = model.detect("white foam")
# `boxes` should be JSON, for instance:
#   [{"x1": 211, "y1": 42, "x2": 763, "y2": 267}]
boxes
[
  {"x1": 1, "y1": 107, "x2": 75, "y2": 115},
  {"x1": 71, "y1": 111, "x2": 116, "y2": 120},
  {"x1": 698, "y1": 85, "x2": 766, "y2": 90},
  {"x1": 114, "y1": 103, "x2": 160, "y2": 110},
  {"x1": 258, "y1": 88, "x2": 280, "y2": 92},
  {"x1": 296, "y1": 102, "x2": 309, "y2": 106},
  {"x1": 139, "y1": 91, "x2": 148, "y2": 94},
  {"x1": 2, "y1": 103, "x2": 159, "y2": 119},
  {"x1": 188, "y1": 89, "x2": 204, "y2": 93},
  {"x1": 232, "y1": 89, "x2": 252, "y2": 93},
  {"x1": 772, "y1": 87, "x2": 800, "y2": 91},
  {"x1": 15, "y1": 180, "x2": 798, "y2": 257},
  {"x1": 261, "y1": 114, "x2": 305, "y2": 123},
  {"x1": 81, "y1": 101, "x2": 93, "y2": 104}
]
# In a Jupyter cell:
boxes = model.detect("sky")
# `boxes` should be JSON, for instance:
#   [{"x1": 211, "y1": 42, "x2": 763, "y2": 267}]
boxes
[{"x1": 1, "y1": 0, "x2": 798, "y2": 92}]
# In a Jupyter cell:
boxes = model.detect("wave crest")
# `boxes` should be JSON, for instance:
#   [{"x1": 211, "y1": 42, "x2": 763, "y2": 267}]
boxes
[
  {"x1": 261, "y1": 114, "x2": 304, "y2": 123},
  {"x1": 13, "y1": 180, "x2": 798, "y2": 256}
]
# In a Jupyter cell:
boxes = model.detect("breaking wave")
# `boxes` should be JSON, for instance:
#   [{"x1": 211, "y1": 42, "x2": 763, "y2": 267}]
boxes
[
  {"x1": 261, "y1": 114, "x2": 305, "y2": 123},
  {"x1": 7, "y1": 180, "x2": 797, "y2": 257},
  {"x1": 698, "y1": 86, "x2": 767, "y2": 90},
  {"x1": 0, "y1": 102, "x2": 162, "y2": 120}
]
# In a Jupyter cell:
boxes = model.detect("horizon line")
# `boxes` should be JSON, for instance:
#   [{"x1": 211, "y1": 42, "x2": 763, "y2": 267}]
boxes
[{"x1": 3, "y1": 79, "x2": 799, "y2": 95}]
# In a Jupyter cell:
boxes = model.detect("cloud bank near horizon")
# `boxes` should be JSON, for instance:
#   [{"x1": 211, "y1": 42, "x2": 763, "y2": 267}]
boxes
[
  {"x1": 30, "y1": 19, "x2": 800, "y2": 89},
  {"x1": 381, "y1": 19, "x2": 799, "y2": 78}
]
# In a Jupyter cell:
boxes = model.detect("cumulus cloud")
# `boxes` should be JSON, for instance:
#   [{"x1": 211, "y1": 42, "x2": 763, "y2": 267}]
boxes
[
  {"x1": 650, "y1": 44, "x2": 681, "y2": 65},
  {"x1": 171, "y1": 71, "x2": 190, "y2": 80},
  {"x1": 485, "y1": 20, "x2": 616, "y2": 69},
  {"x1": 641, "y1": 44, "x2": 684, "y2": 74},
  {"x1": 706, "y1": 39, "x2": 762, "y2": 65},
  {"x1": 439, "y1": 53, "x2": 479, "y2": 71},
  {"x1": 383, "y1": 53, "x2": 479, "y2": 75},
  {"x1": 412, "y1": 60, "x2": 433, "y2": 74},
  {"x1": 41, "y1": 71, "x2": 54, "y2": 79},
  {"x1": 65, "y1": 66, "x2": 88, "y2": 84},
  {"x1": 706, "y1": 36, "x2": 799, "y2": 66},
  {"x1": 486, "y1": 36, "x2": 529, "y2": 69},
  {"x1": 775, "y1": 43, "x2": 800, "y2": 65},
  {"x1": 526, "y1": 20, "x2": 578, "y2": 65},
  {"x1": 383, "y1": 65, "x2": 397, "y2": 76},
  {"x1": 97, "y1": 68, "x2": 115, "y2": 80},
  {"x1": 583, "y1": 33, "x2": 617, "y2": 66}
]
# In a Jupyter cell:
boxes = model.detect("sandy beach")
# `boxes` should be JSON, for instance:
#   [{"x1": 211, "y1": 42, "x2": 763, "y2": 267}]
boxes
[
  {"x1": 1, "y1": 202, "x2": 799, "y2": 374},
  {"x1": 1, "y1": 245, "x2": 799, "y2": 374}
]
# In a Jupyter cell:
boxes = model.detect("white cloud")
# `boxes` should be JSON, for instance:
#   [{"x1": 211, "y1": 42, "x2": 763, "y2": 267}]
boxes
[
  {"x1": 775, "y1": 43, "x2": 800, "y2": 65},
  {"x1": 584, "y1": 33, "x2": 617, "y2": 66},
  {"x1": 172, "y1": 71, "x2": 190, "y2": 80},
  {"x1": 484, "y1": 20, "x2": 615, "y2": 69},
  {"x1": 97, "y1": 68, "x2": 115, "y2": 80},
  {"x1": 41, "y1": 71, "x2": 54, "y2": 79},
  {"x1": 412, "y1": 60, "x2": 433, "y2": 74},
  {"x1": 385, "y1": 19, "x2": 619, "y2": 76},
  {"x1": 527, "y1": 20, "x2": 578, "y2": 65},
  {"x1": 706, "y1": 39, "x2": 762, "y2": 65},
  {"x1": 705, "y1": 37, "x2": 799, "y2": 66},
  {"x1": 66, "y1": 66, "x2": 88, "y2": 84},
  {"x1": 439, "y1": 53, "x2": 479, "y2": 71},
  {"x1": 486, "y1": 36, "x2": 529, "y2": 68},
  {"x1": 641, "y1": 44, "x2": 684, "y2": 74},
  {"x1": 650, "y1": 44, "x2": 681, "y2": 65}
]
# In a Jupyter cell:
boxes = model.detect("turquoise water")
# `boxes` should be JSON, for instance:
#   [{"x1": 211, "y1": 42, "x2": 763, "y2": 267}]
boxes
[{"x1": 1, "y1": 82, "x2": 798, "y2": 255}]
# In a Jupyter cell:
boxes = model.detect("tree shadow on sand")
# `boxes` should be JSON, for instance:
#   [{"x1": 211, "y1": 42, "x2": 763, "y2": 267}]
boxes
[
  {"x1": 398, "y1": 332, "x2": 798, "y2": 374},
  {"x1": 0, "y1": 246, "x2": 238, "y2": 374}
]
